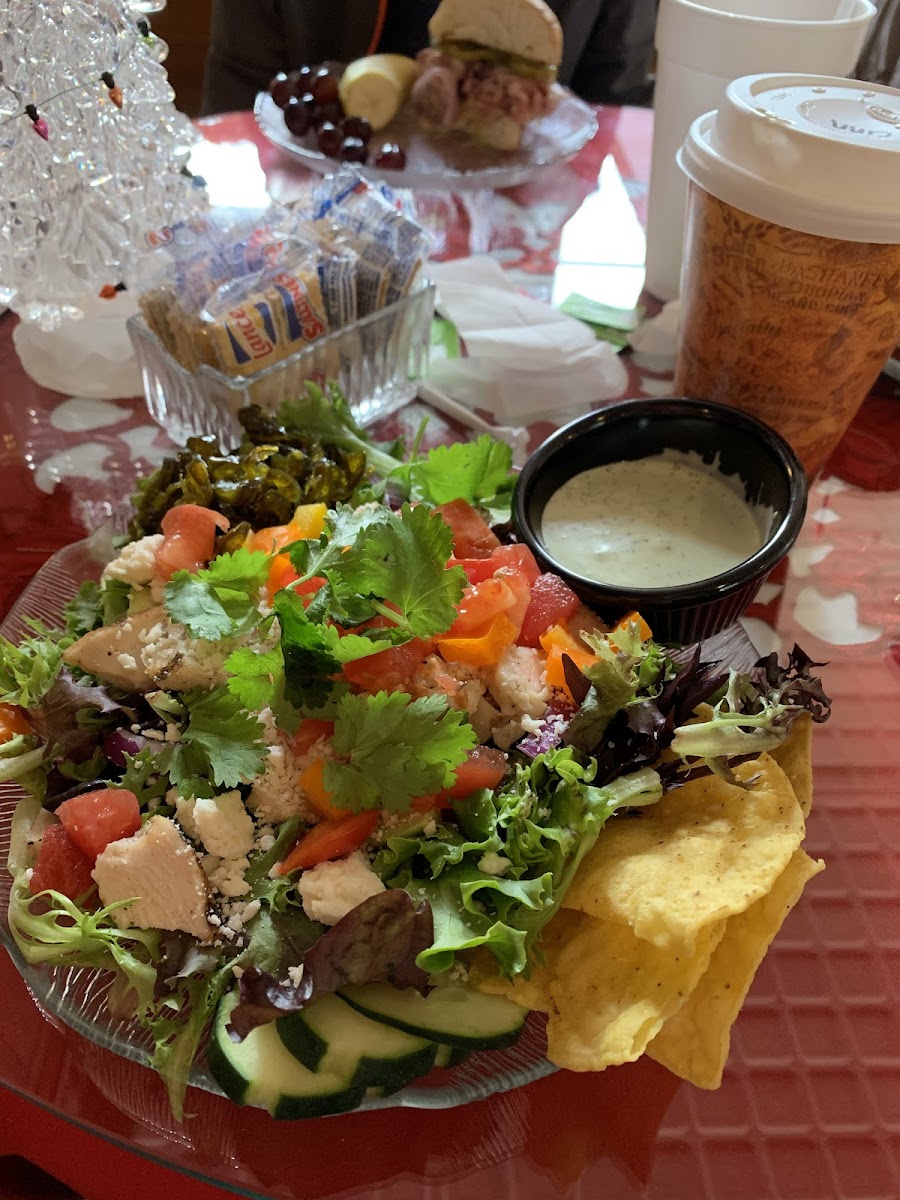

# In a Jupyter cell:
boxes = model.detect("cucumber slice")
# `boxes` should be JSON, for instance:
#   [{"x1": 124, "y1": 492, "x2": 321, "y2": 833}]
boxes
[
  {"x1": 434, "y1": 1043, "x2": 471, "y2": 1069},
  {"x1": 208, "y1": 990, "x2": 366, "y2": 1119},
  {"x1": 340, "y1": 982, "x2": 528, "y2": 1051},
  {"x1": 277, "y1": 992, "x2": 438, "y2": 1094}
]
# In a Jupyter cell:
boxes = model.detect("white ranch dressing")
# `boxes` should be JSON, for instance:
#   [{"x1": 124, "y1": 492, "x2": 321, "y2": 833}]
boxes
[{"x1": 540, "y1": 451, "x2": 768, "y2": 588}]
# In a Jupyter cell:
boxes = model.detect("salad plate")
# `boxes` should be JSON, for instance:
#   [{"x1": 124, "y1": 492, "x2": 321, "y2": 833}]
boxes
[
  {"x1": 0, "y1": 536, "x2": 556, "y2": 1114},
  {"x1": 253, "y1": 86, "x2": 598, "y2": 192},
  {"x1": 0, "y1": 392, "x2": 831, "y2": 1126}
]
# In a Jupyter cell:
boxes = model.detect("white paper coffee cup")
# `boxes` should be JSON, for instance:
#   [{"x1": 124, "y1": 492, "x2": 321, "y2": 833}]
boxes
[
  {"x1": 644, "y1": 0, "x2": 876, "y2": 302},
  {"x1": 674, "y1": 74, "x2": 900, "y2": 480}
]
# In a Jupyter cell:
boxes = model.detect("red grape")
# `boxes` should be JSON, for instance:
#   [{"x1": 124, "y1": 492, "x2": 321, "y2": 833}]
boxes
[
  {"x1": 311, "y1": 68, "x2": 340, "y2": 105},
  {"x1": 269, "y1": 72, "x2": 292, "y2": 108},
  {"x1": 317, "y1": 122, "x2": 344, "y2": 157},
  {"x1": 314, "y1": 100, "x2": 344, "y2": 127},
  {"x1": 373, "y1": 143, "x2": 407, "y2": 170},
  {"x1": 341, "y1": 116, "x2": 372, "y2": 145},
  {"x1": 340, "y1": 137, "x2": 368, "y2": 164},
  {"x1": 300, "y1": 91, "x2": 317, "y2": 114},
  {"x1": 284, "y1": 96, "x2": 311, "y2": 137}
]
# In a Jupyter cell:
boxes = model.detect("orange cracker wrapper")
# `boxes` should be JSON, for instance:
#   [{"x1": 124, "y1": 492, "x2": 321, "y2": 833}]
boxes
[{"x1": 203, "y1": 261, "x2": 330, "y2": 379}]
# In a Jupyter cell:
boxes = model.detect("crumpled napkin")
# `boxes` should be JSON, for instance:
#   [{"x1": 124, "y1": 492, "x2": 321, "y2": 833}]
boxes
[
  {"x1": 628, "y1": 298, "x2": 681, "y2": 367},
  {"x1": 13, "y1": 292, "x2": 143, "y2": 400},
  {"x1": 427, "y1": 257, "x2": 628, "y2": 422}
]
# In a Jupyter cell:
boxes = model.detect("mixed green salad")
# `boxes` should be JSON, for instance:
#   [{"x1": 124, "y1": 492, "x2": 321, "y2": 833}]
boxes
[{"x1": 0, "y1": 386, "x2": 831, "y2": 1119}]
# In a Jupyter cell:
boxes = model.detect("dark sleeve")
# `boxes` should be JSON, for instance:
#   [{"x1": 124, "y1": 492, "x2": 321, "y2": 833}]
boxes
[
  {"x1": 201, "y1": 0, "x2": 382, "y2": 117},
  {"x1": 201, "y1": 0, "x2": 286, "y2": 115},
  {"x1": 856, "y1": 0, "x2": 900, "y2": 88},
  {"x1": 548, "y1": 0, "x2": 658, "y2": 105}
]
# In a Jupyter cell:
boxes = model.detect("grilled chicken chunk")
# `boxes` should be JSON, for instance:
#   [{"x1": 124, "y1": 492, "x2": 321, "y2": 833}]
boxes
[
  {"x1": 63, "y1": 605, "x2": 225, "y2": 693},
  {"x1": 63, "y1": 608, "x2": 161, "y2": 691},
  {"x1": 92, "y1": 816, "x2": 214, "y2": 942}
]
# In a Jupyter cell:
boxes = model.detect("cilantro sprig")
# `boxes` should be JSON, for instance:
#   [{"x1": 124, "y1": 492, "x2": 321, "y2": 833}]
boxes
[
  {"x1": 287, "y1": 503, "x2": 465, "y2": 640},
  {"x1": 159, "y1": 686, "x2": 269, "y2": 799},
  {"x1": 389, "y1": 435, "x2": 516, "y2": 524},
  {"x1": 270, "y1": 503, "x2": 466, "y2": 713},
  {"x1": 323, "y1": 692, "x2": 476, "y2": 814},
  {"x1": 164, "y1": 548, "x2": 272, "y2": 641}
]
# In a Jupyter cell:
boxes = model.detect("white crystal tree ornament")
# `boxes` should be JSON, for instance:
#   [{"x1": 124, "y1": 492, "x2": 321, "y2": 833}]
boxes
[{"x1": 0, "y1": 0, "x2": 205, "y2": 330}]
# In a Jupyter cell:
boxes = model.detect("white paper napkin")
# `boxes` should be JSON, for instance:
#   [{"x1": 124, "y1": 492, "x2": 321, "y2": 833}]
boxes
[
  {"x1": 428, "y1": 257, "x2": 628, "y2": 422},
  {"x1": 628, "y1": 298, "x2": 681, "y2": 366}
]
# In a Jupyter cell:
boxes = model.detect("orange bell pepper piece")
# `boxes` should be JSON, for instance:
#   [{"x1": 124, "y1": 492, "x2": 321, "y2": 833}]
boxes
[
  {"x1": 276, "y1": 811, "x2": 380, "y2": 875},
  {"x1": 437, "y1": 613, "x2": 517, "y2": 668},
  {"x1": 540, "y1": 624, "x2": 598, "y2": 700},
  {"x1": 288, "y1": 502, "x2": 328, "y2": 540},
  {"x1": 0, "y1": 703, "x2": 32, "y2": 744},
  {"x1": 613, "y1": 610, "x2": 653, "y2": 641},
  {"x1": 298, "y1": 758, "x2": 346, "y2": 822},
  {"x1": 248, "y1": 503, "x2": 329, "y2": 556}
]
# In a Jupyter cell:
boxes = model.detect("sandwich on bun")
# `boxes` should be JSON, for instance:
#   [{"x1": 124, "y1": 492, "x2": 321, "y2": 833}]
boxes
[{"x1": 411, "y1": 0, "x2": 563, "y2": 152}]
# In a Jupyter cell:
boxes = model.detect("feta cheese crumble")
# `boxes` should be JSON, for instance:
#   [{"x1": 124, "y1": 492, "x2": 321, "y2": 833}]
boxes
[
  {"x1": 192, "y1": 791, "x2": 255, "y2": 860},
  {"x1": 296, "y1": 851, "x2": 386, "y2": 926},
  {"x1": 101, "y1": 534, "x2": 164, "y2": 586},
  {"x1": 478, "y1": 851, "x2": 511, "y2": 877}
]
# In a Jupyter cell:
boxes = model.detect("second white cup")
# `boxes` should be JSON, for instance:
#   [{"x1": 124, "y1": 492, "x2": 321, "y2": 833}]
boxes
[{"x1": 644, "y1": 0, "x2": 876, "y2": 302}]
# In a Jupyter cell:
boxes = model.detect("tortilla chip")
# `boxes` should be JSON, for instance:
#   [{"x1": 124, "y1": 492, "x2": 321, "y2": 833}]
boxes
[
  {"x1": 769, "y1": 713, "x2": 814, "y2": 817},
  {"x1": 647, "y1": 849, "x2": 824, "y2": 1088},
  {"x1": 562, "y1": 755, "x2": 805, "y2": 953},
  {"x1": 543, "y1": 911, "x2": 725, "y2": 1072},
  {"x1": 468, "y1": 947, "x2": 553, "y2": 1013}
]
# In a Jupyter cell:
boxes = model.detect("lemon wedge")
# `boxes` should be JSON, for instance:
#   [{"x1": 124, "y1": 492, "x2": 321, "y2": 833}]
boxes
[{"x1": 338, "y1": 55, "x2": 419, "y2": 131}]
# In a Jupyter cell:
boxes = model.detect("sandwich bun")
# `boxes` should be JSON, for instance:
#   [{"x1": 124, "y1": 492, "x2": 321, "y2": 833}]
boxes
[{"x1": 428, "y1": 0, "x2": 563, "y2": 69}]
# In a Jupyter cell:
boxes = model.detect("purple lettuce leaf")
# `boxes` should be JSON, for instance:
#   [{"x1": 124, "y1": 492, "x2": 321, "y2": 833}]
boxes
[
  {"x1": 30, "y1": 667, "x2": 136, "y2": 764},
  {"x1": 227, "y1": 889, "x2": 434, "y2": 1041}
]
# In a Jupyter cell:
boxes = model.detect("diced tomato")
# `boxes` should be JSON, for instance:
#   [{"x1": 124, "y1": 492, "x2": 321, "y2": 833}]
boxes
[
  {"x1": 0, "y1": 703, "x2": 31, "y2": 743},
  {"x1": 289, "y1": 718, "x2": 335, "y2": 757},
  {"x1": 298, "y1": 758, "x2": 346, "y2": 822},
  {"x1": 450, "y1": 543, "x2": 540, "y2": 586},
  {"x1": 412, "y1": 748, "x2": 509, "y2": 812},
  {"x1": 29, "y1": 824, "x2": 95, "y2": 901},
  {"x1": 156, "y1": 504, "x2": 230, "y2": 581},
  {"x1": 343, "y1": 617, "x2": 433, "y2": 693},
  {"x1": 437, "y1": 613, "x2": 517, "y2": 668},
  {"x1": 55, "y1": 789, "x2": 142, "y2": 864},
  {"x1": 494, "y1": 567, "x2": 530, "y2": 639},
  {"x1": 411, "y1": 793, "x2": 445, "y2": 813},
  {"x1": 447, "y1": 577, "x2": 514, "y2": 639},
  {"x1": 277, "y1": 811, "x2": 380, "y2": 875},
  {"x1": 295, "y1": 575, "x2": 327, "y2": 597},
  {"x1": 445, "y1": 746, "x2": 508, "y2": 799},
  {"x1": 518, "y1": 573, "x2": 582, "y2": 648},
  {"x1": 433, "y1": 499, "x2": 500, "y2": 559}
]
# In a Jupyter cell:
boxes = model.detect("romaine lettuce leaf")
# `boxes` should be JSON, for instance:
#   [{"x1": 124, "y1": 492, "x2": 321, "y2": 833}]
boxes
[{"x1": 375, "y1": 747, "x2": 663, "y2": 977}]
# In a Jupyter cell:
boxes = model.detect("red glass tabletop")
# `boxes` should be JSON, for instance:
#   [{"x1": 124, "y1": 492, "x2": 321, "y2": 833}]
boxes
[{"x1": 1, "y1": 109, "x2": 899, "y2": 1200}]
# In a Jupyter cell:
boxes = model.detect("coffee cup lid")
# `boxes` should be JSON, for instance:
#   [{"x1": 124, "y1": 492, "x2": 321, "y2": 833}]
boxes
[{"x1": 678, "y1": 74, "x2": 900, "y2": 243}]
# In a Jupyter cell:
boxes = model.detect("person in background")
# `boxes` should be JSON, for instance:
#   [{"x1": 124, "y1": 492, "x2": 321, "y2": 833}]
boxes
[
  {"x1": 855, "y1": 0, "x2": 900, "y2": 88},
  {"x1": 200, "y1": 0, "x2": 657, "y2": 116}
]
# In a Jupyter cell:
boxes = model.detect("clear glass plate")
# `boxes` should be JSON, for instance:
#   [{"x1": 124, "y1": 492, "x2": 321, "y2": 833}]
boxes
[
  {"x1": 0, "y1": 539, "x2": 556, "y2": 1117},
  {"x1": 254, "y1": 86, "x2": 598, "y2": 193}
]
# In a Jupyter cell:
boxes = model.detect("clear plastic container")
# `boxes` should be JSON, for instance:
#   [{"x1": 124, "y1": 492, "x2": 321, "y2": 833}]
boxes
[{"x1": 128, "y1": 280, "x2": 435, "y2": 445}]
